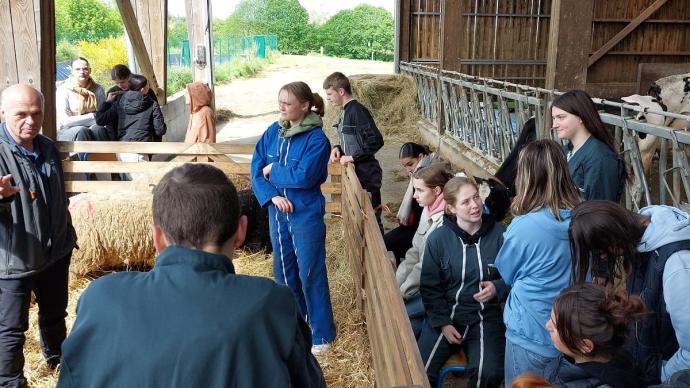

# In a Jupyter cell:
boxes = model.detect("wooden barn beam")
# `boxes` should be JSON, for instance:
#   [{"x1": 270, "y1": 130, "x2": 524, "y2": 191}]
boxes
[
  {"x1": 0, "y1": 0, "x2": 56, "y2": 138},
  {"x1": 441, "y1": 0, "x2": 463, "y2": 72},
  {"x1": 545, "y1": 0, "x2": 594, "y2": 91},
  {"x1": 398, "y1": 0, "x2": 411, "y2": 64},
  {"x1": 185, "y1": 0, "x2": 215, "y2": 104},
  {"x1": 588, "y1": 0, "x2": 668, "y2": 68},
  {"x1": 115, "y1": 0, "x2": 164, "y2": 103},
  {"x1": 38, "y1": 0, "x2": 56, "y2": 139}
]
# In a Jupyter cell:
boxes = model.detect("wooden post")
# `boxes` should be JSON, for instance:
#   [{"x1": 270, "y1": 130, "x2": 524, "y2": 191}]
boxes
[
  {"x1": 0, "y1": 0, "x2": 56, "y2": 139},
  {"x1": 441, "y1": 0, "x2": 463, "y2": 72},
  {"x1": 545, "y1": 0, "x2": 594, "y2": 91},
  {"x1": 398, "y1": 0, "x2": 411, "y2": 65},
  {"x1": 185, "y1": 0, "x2": 215, "y2": 108},
  {"x1": 116, "y1": 0, "x2": 165, "y2": 103},
  {"x1": 39, "y1": 0, "x2": 56, "y2": 139}
]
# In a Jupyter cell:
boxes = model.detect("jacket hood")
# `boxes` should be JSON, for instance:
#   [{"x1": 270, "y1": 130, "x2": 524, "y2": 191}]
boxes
[
  {"x1": 638, "y1": 205, "x2": 690, "y2": 252},
  {"x1": 546, "y1": 354, "x2": 644, "y2": 388},
  {"x1": 442, "y1": 213, "x2": 496, "y2": 245},
  {"x1": 121, "y1": 90, "x2": 152, "y2": 115},
  {"x1": 279, "y1": 111, "x2": 323, "y2": 138},
  {"x1": 186, "y1": 82, "x2": 212, "y2": 113}
]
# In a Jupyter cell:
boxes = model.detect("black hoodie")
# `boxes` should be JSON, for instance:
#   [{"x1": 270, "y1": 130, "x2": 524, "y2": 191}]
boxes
[
  {"x1": 420, "y1": 213, "x2": 508, "y2": 329},
  {"x1": 117, "y1": 90, "x2": 166, "y2": 141},
  {"x1": 544, "y1": 353, "x2": 647, "y2": 388}
]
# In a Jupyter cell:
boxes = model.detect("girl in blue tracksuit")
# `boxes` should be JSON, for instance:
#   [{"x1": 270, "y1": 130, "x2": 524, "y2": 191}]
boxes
[
  {"x1": 250, "y1": 81, "x2": 336, "y2": 352},
  {"x1": 495, "y1": 139, "x2": 581, "y2": 386}
]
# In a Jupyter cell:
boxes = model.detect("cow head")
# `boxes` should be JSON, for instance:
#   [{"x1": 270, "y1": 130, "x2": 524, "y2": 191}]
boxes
[
  {"x1": 647, "y1": 72, "x2": 690, "y2": 116},
  {"x1": 622, "y1": 94, "x2": 668, "y2": 126}
]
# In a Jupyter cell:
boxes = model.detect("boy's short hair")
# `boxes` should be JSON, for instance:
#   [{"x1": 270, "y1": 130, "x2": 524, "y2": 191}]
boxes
[
  {"x1": 128, "y1": 74, "x2": 148, "y2": 92},
  {"x1": 153, "y1": 164, "x2": 240, "y2": 249},
  {"x1": 111, "y1": 64, "x2": 131, "y2": 80},
  {"x1": 323, "y1": 72, "x2": 352, "y2": 95}
]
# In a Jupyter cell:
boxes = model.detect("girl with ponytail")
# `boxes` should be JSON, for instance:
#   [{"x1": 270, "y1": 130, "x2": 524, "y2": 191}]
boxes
[{"x1": 543, "y1": 283, "x2": 646, "y2": 387}]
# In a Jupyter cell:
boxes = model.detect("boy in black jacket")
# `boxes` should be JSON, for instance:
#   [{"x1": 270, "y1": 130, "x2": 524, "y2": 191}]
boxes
[
  {"x1": 324, "y1": 72, "x2": 384, "y2": 231},
  {"x1": 117, "y1": 74, "x2": 166, "y2": 142}
]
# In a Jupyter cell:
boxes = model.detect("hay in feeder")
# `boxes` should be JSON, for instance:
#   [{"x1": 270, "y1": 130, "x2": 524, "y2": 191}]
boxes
[{"x1": 323, "y1": 73, "x2": 421, "y2": 142}]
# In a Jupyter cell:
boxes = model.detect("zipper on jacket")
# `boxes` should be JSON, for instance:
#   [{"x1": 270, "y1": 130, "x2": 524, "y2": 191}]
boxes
[{"x1": 449, "y1": 238, "x2": 468, "y2": 322}]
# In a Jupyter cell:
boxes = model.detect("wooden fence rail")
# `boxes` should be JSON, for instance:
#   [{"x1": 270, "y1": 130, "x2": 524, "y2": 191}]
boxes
[
  {"x1": 58, "y1": 141, "x2": 341, "y2": 214},
  {"x1": 340, "y1": 163, "x2": 429, "y2": 388}
]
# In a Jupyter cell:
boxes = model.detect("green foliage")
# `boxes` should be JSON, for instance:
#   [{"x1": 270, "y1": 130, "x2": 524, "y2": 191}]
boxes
[
  {"x1": 77, "y1": 37, "x2": 128, "y2": 87},
  {"x1": 222, "y1": 0, "x2": 310, "y2": 54},
  {"x1": 56, "y1": 0, "x2": 122, "y2": 41},
  {"x1": 56, "y1": 40, "x2": 79, "y2": 62},
  {"x1": 167, "y1": 67, "x2": 193, "y2": 97},
  {"x1": 316, "y1": 5, "x2": 394, "y2": 61},
  {"x1": 168, "y1": 16, "x2": 188, "y2": 54}
]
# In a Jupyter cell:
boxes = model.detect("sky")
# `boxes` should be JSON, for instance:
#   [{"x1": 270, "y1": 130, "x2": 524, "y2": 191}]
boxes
[{"x1": 168, "y1": 0, "x2": 394, "y2": 21}]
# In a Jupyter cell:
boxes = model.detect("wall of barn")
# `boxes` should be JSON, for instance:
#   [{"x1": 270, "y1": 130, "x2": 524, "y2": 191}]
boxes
[{"x1": 398, "y1": 0, "x2": 690, "y2": 97}]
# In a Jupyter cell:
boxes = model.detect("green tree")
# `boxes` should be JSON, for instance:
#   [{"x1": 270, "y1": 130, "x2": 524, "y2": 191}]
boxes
[
  {"x1": 168, "y1": 16, "x2": 188, "y2": 53},
  {"x1": 318, "y1": 5, "x2": 394, "y2": 61},
  {"x1": 224, "y1": 0, "x2": 310, "y2": 54},
  {"x1": 56, "y1": 0, "x2": 122, "y2": 41}
]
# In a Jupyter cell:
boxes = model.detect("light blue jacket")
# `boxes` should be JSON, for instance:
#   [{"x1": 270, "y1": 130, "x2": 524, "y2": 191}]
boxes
[
  {"x1": 638, "y1": 206, "x2": 690, "y2": 381},
  {"x1": 495, "y1": 207, "x2": 572, "y2": 357}
]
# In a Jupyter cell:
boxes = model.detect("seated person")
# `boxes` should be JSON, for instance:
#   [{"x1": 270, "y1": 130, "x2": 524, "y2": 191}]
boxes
[
  {"x1": 395, "y1": 161, "x2": 452, "y2": 338},
  {"x1": 544, "y1": 283, "x2": 646, "y2": 387},
  {"x1": 56, "y1": 57, "x2": 109, "y2": 142},
  {"x1": 96, "y1": 64, "x2": 158, "y2": 141},
  {"x1": 184, "y1": 82, "x2": 216, "y2": 143},
  {"x1": 57, "y1": 164, "x2": 326, "y2": 388},
  {"x1": 418, "y1": 176, "x2": 507, "y2": 388},
  {"x1": 385, "y1": 142, "x2": 437, "y2": 262}
]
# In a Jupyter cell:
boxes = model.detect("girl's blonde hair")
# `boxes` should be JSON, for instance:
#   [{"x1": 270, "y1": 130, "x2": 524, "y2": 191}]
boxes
[{"x1": 511, "y1": 139, "x2": 580, "y2": 219}]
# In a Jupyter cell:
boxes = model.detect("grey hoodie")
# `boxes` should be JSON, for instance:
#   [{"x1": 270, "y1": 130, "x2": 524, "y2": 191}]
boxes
[{"x1": 638, "y1": 206, "x2": 690, "y2": 381}]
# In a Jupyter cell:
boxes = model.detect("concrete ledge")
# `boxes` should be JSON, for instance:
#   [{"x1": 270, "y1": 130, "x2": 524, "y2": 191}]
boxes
[
  {"x1": 417, "y1": 120, "x2": 500, "y2": 178},
  {"x1": 161, "y1": 90, "x2": 190, "y2": 142}
]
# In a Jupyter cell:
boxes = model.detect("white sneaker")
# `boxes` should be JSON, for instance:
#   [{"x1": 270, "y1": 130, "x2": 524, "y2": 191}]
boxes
[{"x1": 311, "y1": 343, "x2": 331, "y2": 356}]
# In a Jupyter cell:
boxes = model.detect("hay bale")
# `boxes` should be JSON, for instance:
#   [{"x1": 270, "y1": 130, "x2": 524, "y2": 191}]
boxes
[
  {"x1": 130, "y1": 164, "x2": 251, "y2": 192},
  {"x1": 323, "y1": 74, "x2": 421, "y2": 141},
  {"x1": 68, "y1": 191, "x2": 156, "y2": 275}
]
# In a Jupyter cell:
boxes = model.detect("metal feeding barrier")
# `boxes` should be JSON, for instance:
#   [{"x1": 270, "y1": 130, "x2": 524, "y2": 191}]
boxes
[{"x1": 400, "y1": 62, "x2": 690, "y2": 212}]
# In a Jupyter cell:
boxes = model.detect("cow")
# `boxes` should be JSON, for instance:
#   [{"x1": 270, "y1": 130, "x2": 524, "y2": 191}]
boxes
[{"x1": 620, "y1": 74, "x2": 690, "y2": 197}]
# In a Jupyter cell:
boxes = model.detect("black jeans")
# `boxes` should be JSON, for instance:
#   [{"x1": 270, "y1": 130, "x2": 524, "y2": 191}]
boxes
[{"x1": 0, "y1": 255, "x2": 71, "y2": 388}]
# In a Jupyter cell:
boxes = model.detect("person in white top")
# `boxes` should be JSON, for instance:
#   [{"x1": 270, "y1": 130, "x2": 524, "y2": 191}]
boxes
[{"x1": 55, "y1": 57, "x2": 109, "y2": 145}]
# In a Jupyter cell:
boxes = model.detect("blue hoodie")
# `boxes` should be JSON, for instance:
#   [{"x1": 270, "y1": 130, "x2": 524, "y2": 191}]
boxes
[
  {"x1": 495, "y1": 207, "x2": 572, "y2": 357},
  {"x1": 638, "y1": 206, "x2": 690, "y2": 381}
]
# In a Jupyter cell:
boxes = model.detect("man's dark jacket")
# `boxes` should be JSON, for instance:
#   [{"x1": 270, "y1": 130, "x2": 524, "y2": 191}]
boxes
[
  {"x1": 0, "y1": 124, "x2": 76, "y2": 278},
  {"x1": 57, "y1": 245, "x2": 326, "y2": 388}
]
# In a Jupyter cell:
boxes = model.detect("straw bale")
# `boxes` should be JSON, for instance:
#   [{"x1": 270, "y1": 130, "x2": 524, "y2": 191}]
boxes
[
  {"x1": 25, "y1": 219, "x2": 374, "y2": 388},
  {"x1": 323, "y1": 74, "x2": 421, "y2": 141},
  {"x1": 129, "y1": 164, "x2": 251, "y2": 192},
  {"x1": 68, "y1": 191, "x2": 156, "y2": 275}
]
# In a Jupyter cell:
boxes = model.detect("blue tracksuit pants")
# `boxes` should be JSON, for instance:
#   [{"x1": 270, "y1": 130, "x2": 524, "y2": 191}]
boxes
[{"x1": 269, "y1": 207, "x2": 336, "y2": 345}]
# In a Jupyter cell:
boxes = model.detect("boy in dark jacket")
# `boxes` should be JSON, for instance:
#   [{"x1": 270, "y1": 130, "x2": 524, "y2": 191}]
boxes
[
  {"x1": 57, "y1": 164, "x2": 326, "y2": 388},
  {"x1": 95, "y1": 65, "x2": 159, "y2": 140},
  {"x1": 324, "y1": 72, "x2": 384, "y2": 231},
  {"x1": 116, "y1": 74, "x2": 166, "y2": 142}
]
